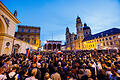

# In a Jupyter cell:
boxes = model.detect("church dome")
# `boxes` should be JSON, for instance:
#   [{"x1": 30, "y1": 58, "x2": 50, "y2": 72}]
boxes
[{"x1": 83, "y1": 23, "x2": 90, "y2": 30}]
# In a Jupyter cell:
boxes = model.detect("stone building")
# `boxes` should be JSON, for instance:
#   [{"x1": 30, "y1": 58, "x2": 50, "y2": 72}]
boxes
[
  {"x1": 0, "y1": 1, "x2": 39, "y2": 55},
  {"x1": 66, "y1": 16, "x2": 120, "y2": 50},
  {"x1": 15, "y1": 25, "x2": 41, "y2": 49},
  {"x1": 44, "y1": 40, "x2": 62, "y2": 51}
]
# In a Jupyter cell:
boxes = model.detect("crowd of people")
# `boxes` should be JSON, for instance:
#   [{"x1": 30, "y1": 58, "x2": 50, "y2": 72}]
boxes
[{"x1": 0, "y1": 50, "x2": 120, "y2": 80}]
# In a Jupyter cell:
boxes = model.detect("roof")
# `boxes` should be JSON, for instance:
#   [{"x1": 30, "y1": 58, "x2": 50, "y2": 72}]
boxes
[
  {"x1": 83, "y1": 26, "x2": 90, "y2": 30},
  {"x1": 46, "y1": 40, "x2": 62, "y2": 42},
  {"x1": 83, "y1": 28, "x2": 120, "y2": 41},
  {"x1": 18, "y1": 25, "x2": 40, "y2": 29},
  {"x1": 0, "y1": 1, "x2": 20, "y2": 24},
  {"x1": 83, "y1": 23, "x2": 90, "y2": 30}
]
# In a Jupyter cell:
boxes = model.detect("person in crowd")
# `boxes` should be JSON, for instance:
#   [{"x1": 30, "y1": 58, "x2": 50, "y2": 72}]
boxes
[
  {"x1": 44, "y1": 72, "x2": 52, "y2": 80},
  {"x1": 51, "y1": 67, "x2": 61, "y2": 80},
  {"x1": 25, "y1": 68, "x2": 38, "y2": 80},
  {"x1": 0, "y1": 66, "x2": 7, "y2": 80},
  {"x1": 21, "y1": 69, "x2": 29, "y2": 80},
  {"x1": 0, "y1": 50, "x2": 120, "y2": 80}
]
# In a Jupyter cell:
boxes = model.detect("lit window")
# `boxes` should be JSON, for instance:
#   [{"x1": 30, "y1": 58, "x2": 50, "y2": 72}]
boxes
[{"x1": 114, "y1": 41, "x2": 117, "y2": 45}]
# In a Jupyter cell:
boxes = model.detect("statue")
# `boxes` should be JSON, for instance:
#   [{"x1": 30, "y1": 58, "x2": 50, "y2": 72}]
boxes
[{"x1": 14, "y1": 10, "x2": 17, "y2": 17}]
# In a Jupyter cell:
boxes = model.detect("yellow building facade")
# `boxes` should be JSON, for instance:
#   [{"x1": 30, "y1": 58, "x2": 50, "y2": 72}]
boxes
[
  {"x1": 0, "y1": 1, "x2": 39, "y2": 55},
  {"x1": 15, "y1": 25, "x2": 41, "y2": 49},
  {"x1": 66, "y1": 16, "x2": 120, "y2": 50}
]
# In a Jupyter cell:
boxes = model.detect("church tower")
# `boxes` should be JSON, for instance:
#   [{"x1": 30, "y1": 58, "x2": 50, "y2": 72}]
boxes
[
  {"x1": 83, "y1": 23, "x2": 91, "y2": 38},
  {"x1": 66, "y1": 27, "x2": 71, "y2": 50},
  {"x1": 76, "y1": 16, "x2": 84, "y2": 41},
  {"x1": 76, "y1": 16, "x2": 84, "y2": 50}
]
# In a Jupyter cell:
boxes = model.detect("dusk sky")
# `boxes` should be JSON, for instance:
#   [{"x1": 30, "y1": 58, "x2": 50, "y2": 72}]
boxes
[{"x1": 1, "y1": 0, "x2": 120, "y2": 45}]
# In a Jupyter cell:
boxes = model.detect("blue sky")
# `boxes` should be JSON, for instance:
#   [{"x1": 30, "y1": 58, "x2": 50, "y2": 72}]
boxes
[{"x1": 1, "y1": 0, "x2": 120, "y2": 45}]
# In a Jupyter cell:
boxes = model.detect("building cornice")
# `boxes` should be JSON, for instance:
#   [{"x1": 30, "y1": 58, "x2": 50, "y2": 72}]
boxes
[{"x1": 0, "y1": 1, "x2": 20, "y2": 24}]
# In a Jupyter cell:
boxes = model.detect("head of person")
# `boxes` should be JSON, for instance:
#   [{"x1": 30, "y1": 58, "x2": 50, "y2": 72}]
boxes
[
  {"x1": 24, "y1": 69, "x2": 28, "y2": 75},
  {"x1": 0, "y1": 67, "x2": 6, "y2": 74},
  {"x1": 32, "y1": 63, "x2": 36, "y2": 68},
  {"x1": 31, "y1": 68, "x2": 37, "y2": 77},
  {"x1": 54, "y1": 67, "x2": 58, "y2": 73},
  {"x1": 37, "y1": 63, "x2": 41, "y2": 68},
  {"x1": 12, "y1": 67, "x2": 16, "y2": 72},
  {"x1": 84, "y1": 69, "x2": 92, "y2": 77},
  {"x1": 44, "y1": 72, "x2": 50, "y2": 80}
]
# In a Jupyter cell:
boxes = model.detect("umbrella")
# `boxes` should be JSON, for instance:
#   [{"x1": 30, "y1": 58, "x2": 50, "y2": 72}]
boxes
[{"x1": 57, "y1": 51, "x2": 63, "y2": 54}]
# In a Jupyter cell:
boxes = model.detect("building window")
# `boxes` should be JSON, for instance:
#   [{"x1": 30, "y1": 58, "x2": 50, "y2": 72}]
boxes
[
  {"x1": 106, "y1": 42, "x2": 109, "y2": 46},
  {"x1": 100, "y1": 39, "x2": 101, "y2": 42},
  {"x1": 109, "y1": 37, "x2": 112, "y2": 40},
  {"x1": 34, "y1": 30, "x2": 37, "y2": 33},
  {"x1": 97, "y1": 40, "x2": 98, "y2": 42},
  {"x1": 113, "y1": 36, "x2": 116, "y2": 39},
  {"x1": 110, "y1": 42, "x2": 113, "y2": 45},
  {"x1": 34, "y1": 35, "x2": 36, "y2": 37},
  {"x1": 27, "y1": 40, "x2": 30, "y2": 43},
  {"x1": 106, "y1": 38, "x2": 108, "y2": 40},
  {"x1": 21, "y1": 35, "x2": 23, "y2": 37},
  {"x1": 22, "y1": 29, "x2": 24, "y2": 32},
  {"x1": 28, "y1": 29, "x2": 30, "y2": 32},
  {"x1": 114, "y1": 41, "x2": 117, "y2": 45},
  {"x1": 103, "y1": 43, "x2": 105, "y2": 46},
  {"x1": 34, "y1": 40, "x2": 36, "y2": 44},
  {"x1": 102, "y1": 38, "x2": 104, "y2": 41}
]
